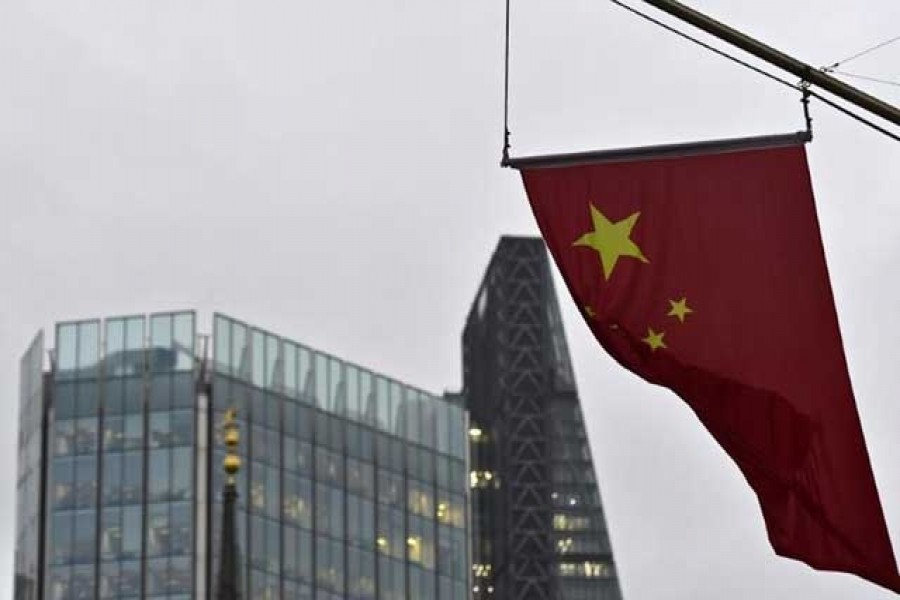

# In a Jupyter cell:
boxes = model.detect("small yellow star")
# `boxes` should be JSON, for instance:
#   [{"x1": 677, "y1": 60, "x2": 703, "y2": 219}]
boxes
[
  {"x1": 642, "y1": 327, "x2": 667, "y2": 351},
  {"x1": 584, "y1": 306, "x2": 597, "y2": 319},
  {"x1": 573, "y1": 204, "x2": 649, "y2": 280},
  {"x1": 667, "y1": 297, "x2": 693, "y2": 323}
]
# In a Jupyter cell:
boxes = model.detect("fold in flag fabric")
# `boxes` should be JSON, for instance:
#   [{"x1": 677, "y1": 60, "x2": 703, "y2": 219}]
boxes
[{"x1": 514, "y1": 134, "x2": 900, "y2": 592}]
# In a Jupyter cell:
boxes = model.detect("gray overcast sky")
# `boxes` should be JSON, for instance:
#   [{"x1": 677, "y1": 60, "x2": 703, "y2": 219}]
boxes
[{"x1": 1, "y1": 0, "x2": 899, "y2": 598}]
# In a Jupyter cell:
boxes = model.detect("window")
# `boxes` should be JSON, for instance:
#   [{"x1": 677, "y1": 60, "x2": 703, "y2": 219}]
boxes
[
  {"x1": 403, "y1": 388, "x2": 420, "y2": 443},
  {"x1": 77, "y1": 322, "x2": 100, "y2": 376},
  {"x1": 53, "y1": 421, "x2": 75, "y2": 456},
  {"x1": 73, "y1": 418, "x2": 97, "y2": 455},
  {"x1": 123, "y1": 414, "x2": 142, "y2": 450},
  {"x1": 316, "y1": 449, "x2": 344, "y2": 486},
  {"x1": 315, "y1": 485, "x2": 344, "y2": 539},
  {"x1": 408, "y1": 481, "x2": 433, "y2": 517},
  {"x1": 102, "y1": 455, "x2": 122, "y2": 504},
  {"x1": 470, "y1": 470, "x2": 496, "y2": 489},
  {"x1": 298, "y1": 347, "x2": 313, "y2": 404},
  {"x1": 360, "y1": 370, "x2": 376, "y2": 426},
  {"x1": 283, "y1": 526, "x2": 312, "y2": 581},
  {"x1": 377, "y1": 469, "x2": 403, "y2": 506},
  {"x1": 284, "y1": 343, "x2": 298, "y2": 398},
  {"x1": 284, "y1": 438, "x2": 313, "y2": 475},
  {"x1": 57, "y1": 324, "x2": 78, "y2": 374},
  {"x1": 346, "y1": 365, "x2": 360, "y2": 421},
  {"x1": 376, "y1": 378, "x2": 390, "y2": 432},
  {"x1": 407, "y1": 516, "x2": 435, "y2": 569},
  {"x1": 553, "y1": 514, "x2": 592, "y2": 531},
  {"x1": 330, "y1": 358, "x2": 344, "y2": 415},
  {"x1": 282, "y1": 474, "x2": 312, "y2": 528},
  {"x1": 146, "y1": 505, "x2": 171, "y2": 556},
  {"x1": 347, "y1": 458, "x2": 374, "y2": 498},
  {"x1": 103, "y1": 417, "x2": 123, "y2": 453},
  {"x1": 50, "y1": 513, "x2": 73, "y2": 564},
  {"x1": 74, "y1": 456, "x2": 97, "y2": 508},
  {"x1": 122, "y1": 452, "x2": 143, "y2": 503},
  {"x1": 376, "y1": 506, "x2": 405, "y2": 560},
  {"x1": 315, "y1": 353, "x2": 328, "y2": 410},
  {"x1": 436, "y1": 494, "x2": 465, "y2": 528},
  {"x1": 316, "y1": 536, "x2": 345, "y2": 593},
  {"x1": 72, "y1": 511, "x2": 96, "y2": 563},
  {"x1": 347, "y1": 547, "x2": 376, "y2": 599},
  {"x1": 99, "y1": 526, "x2": 124, "y2": 565},
  {"x1": 347, "y1": 495, "x2": 375, "y2": 548},
  {"x1": 214, "y1": 316, "x2": 232, "y2": 374},
  {"x1": 148, "y1": 450, "x2": 169, "y2": 502},
  {"x1": 558, "y1": 561, "x2": 613, "y2": 578}
]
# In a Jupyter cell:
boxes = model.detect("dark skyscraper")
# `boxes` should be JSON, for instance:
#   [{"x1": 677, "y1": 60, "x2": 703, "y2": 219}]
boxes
[{"x1": 463, "y1": 236, "x2": 623, "y2": 600}]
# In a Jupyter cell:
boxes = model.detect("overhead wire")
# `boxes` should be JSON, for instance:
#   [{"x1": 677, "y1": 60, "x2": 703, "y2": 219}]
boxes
[
  {"x1": 821, "y1": 34, "x2": 900, "y2": 72},
  {"x1": 831, "y1": 70, "x2": 900, "y2": 89},
  {"x1": 500, "y1": 0, "x2": 899, "y2": 160},
  {"x1": 820, "y1": 34, "x2": 900, "y2": 91},
  {"x1": 605, "y1": 0, "x2": 899, "y2": 143},
  {"x1": 502, "y1": 0, "x2": 511, "y2": 165}
]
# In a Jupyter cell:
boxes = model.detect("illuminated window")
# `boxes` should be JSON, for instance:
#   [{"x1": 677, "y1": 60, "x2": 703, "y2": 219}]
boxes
[
  {"x1": 584, "y1": 561, "x2": 611, "y2": 577},
  {"x1": 470, "y1": 471, "x2": 497, "y2": 489},
  {"x1": 436, "y1": 494, "x2": 466, "y2": 527},
  {"x1": 557, "y1": 561, "x2": 612, "y2": 578},
  {"x1": 407, "y1": 536, "x2": 422, "y2": 563},
  {"x1": 553, "y1": 514, "x2": 590, "y2": 531},
  {"x1": 469, "y1": 426, "x2": 489, "y2": 443}
]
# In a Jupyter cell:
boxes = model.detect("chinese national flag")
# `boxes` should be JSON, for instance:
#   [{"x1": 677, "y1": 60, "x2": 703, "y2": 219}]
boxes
[{"x1": 516, "y1": 134, "x2": 900, "y2": 592}]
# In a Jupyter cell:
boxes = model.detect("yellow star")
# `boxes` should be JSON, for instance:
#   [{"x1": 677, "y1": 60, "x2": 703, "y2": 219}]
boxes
[
  {"x1": 573, "y1": 204, "x2": 649, "y2": 280},
  {"x1": 667, "y1": 297, "x2": 693, "y2": 323},
  {"x1": 642, "y1": 327, "x2": 667, "y2": 351},
  {"x1": 584, "y1": 306, "x2": 597, "y2": 319}
]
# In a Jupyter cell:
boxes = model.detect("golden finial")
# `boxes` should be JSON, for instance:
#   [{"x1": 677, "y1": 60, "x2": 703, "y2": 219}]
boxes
[{"x1": 222, "y1": 408, "x2": 241, "y2": 483}]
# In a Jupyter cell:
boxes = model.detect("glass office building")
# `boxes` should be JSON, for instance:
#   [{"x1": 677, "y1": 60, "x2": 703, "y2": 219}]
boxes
[
  {"x1": 463, "y1": 237, "x2": 623, "y2": 600},
  {"x1": 14, "y1": 311, "x2": 470, "y2": 600}
]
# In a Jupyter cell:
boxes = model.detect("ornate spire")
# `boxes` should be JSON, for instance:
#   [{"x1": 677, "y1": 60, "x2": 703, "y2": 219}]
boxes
[{"x1": 216, "y1": 409, "x2": 242, "y2": 600}]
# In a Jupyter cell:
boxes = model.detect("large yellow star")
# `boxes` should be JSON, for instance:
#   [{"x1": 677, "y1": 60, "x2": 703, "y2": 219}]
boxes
[
  {"x1": 642, "y1": 327, "x2": 667, "y2": 351},
  {"x1": 573, "y1": 204, "x2": 649, "y2": 280},
  {"x1": 667, "y1": 297, "x2": 693, "y2": 323}
]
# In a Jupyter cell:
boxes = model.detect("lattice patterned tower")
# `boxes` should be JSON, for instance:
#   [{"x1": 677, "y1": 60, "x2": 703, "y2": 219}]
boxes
[{"x1": 463, "y1": 236, "x2": 624, "y2": 600}]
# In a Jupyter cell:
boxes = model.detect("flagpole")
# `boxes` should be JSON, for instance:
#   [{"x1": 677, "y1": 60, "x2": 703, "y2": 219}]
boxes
[
  {"x1": 505, "y1": 131, "x2": 809, "y2": 170},
  {"x1": 639, "y1": 0, "x2": 900, "y2": 127}
]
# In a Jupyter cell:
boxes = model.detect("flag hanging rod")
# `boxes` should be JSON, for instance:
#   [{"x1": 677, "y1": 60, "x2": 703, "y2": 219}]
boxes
[
  {"x1": 639, "y1": 0, "x2": 900, "y2": 127},
  {"x1": 505, "y1": 131, "x2": 809, "y2": 170}
]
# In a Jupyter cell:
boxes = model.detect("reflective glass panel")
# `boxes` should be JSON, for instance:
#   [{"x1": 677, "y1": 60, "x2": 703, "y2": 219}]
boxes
[
  {"x1": 77, "y1": 321, "x2": 100, "y2": 376},
  {"x1": 173, "y1": 312, "x2": 194, "y2": 371},
  {"x1": 57, "y1": 324, "x2": 78, "y2": 375}
]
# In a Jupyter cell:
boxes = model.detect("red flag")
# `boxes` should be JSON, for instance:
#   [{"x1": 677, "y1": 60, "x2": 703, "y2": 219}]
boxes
[{"x1": 516, "y1": 134, "x2": 900, "y2": 592}]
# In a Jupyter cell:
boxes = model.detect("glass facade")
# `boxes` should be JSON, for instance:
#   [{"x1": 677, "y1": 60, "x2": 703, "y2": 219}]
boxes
[
  {"x1": 209, "y1": 314, "x2": 469, "y2": 600},
  {"x1": 18, "y1": 311, "x2": 470, "y2": 600},
  {"x1": 44, "y1": 313, "x2": 197, "y2": 600},
  {"x1": 15, "y1": 332, "x2": 44, "y2": 600}
]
